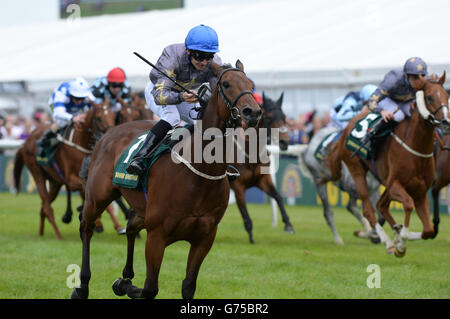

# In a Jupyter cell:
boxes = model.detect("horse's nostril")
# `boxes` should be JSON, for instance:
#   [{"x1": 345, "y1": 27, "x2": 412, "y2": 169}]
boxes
[
  {"x1": 242, "y1": 106, "x2": 262, "y2": 118},
  {"x1": 242, "y1": 107, "x2": 253, "y2": 117}
]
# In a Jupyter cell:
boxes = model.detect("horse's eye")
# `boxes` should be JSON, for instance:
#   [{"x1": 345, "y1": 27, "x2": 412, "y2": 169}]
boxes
[
  {"x1": 223, "y1": 81, "x2": 230, "y2": 89},
  {"x1": 426, "y1": 96, "x2": 433, "y2": 103}
]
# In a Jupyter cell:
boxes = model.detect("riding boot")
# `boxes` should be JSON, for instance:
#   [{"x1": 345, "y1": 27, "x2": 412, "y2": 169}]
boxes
[
  {"x1": 36, "y1": 129, "x2": 57, "y2": 157},
  {"x1": 126, "y1": 120, "x2": 173, "y2": 175},
  {"x1": 360, "y1": 118, "x2": 392, "y2": 149}
]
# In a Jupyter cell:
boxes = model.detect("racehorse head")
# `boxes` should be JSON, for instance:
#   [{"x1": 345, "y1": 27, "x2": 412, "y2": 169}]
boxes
[
  {"x1": 116, "y1": 95, "x2": 141, "y2": 124},
  {"x1": 415, "y1": 71, "x2": 450, "y2": 133},
  {"x1": 88, "y1": 97, "x2": 116, "y2": 136},
  {"x1": 261, "y1": 92, "x2": 289, "y2": 150},
  {"x1": 209, "y1": 61, "x2": 262, "y2": 129}
]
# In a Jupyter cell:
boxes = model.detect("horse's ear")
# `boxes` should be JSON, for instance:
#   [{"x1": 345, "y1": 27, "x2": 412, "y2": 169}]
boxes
[
  {"x1": 235, "y1": 60, "x2": 244, "y2": 72},
  {"x1": 439, "y1": 71, "x2": 446, "y2": 85},
  {"x1": 277, "y1": 92, "x2": 284, "y2": 106},
  {"x1": 210, "y1": 61, "x2": 222, "y2": 77},
  {"x1": 90, "y1": 99, "x2": 99, "y2": 109}
]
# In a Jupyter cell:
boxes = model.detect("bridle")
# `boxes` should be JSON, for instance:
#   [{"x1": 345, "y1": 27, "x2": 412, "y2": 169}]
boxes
[
  {"x1": 415, "y1": 81, "x2": 450, "y2": 126},
  {"x1": 216, "y1": 67, "x2": 255, "y2": 128}
]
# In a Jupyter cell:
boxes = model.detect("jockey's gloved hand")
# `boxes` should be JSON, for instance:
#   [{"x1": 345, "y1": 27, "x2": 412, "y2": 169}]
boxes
[{"x1": 197, "y1": 82, "x2": 212, "y2": 107}]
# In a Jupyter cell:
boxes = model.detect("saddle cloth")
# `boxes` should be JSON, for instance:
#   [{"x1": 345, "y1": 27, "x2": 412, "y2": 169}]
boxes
[
  {"x1": 314, "y1": 131, "x2": 340, "y2": 162},
  {"x1": 112, "y1": 125, "x2": 192, "y2": 190},
  {"x1": 345, "y1": 113, "x2": 390, "y2": 160}
]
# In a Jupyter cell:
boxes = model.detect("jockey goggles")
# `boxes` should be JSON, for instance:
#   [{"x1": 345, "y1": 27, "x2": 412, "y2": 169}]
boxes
[
  {"x1": 190, "y1": 50, "x2": 214, "y2": 62},
  {"x1": 109, "y1": 82, "x2": 124, "y2": 88}
]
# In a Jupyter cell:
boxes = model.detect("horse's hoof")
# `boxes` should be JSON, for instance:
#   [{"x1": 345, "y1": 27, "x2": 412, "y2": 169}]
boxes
[
  {"x1": 387, "y1": 246, "x2": 396, "y2": 255},
  {"x1": 353, "y1": 230, "x2": 364, "y2": 237},
  {"x1": 71, "y1": 287, "x2": 88, "y2": 299},
  {"x1": 334, "y1": 237, "x2": 344, "y2": 245},
  {"x1": 127, "y1": 284, "x2": 143, "y2": 299},
  {"x1": 94, "y1": 225, "x2": 104, "y2": 233},
  {"x1": 112, "y1": 278, "x2": 132, "y2": 296},
  {"x1": 117, "y1": 228, "x2": 126, "y2": 235},
  {"x1": 369, "y1": 234, "x2": 381, "y2": 244},
  {"x1": 62, "y1": 214, "x2": 72, "y2": 224},
  {"x1": 394, "y1": 247, "x2": 406, "y2": 258},
  {"x1": 284, "y1": 225, "x2": 295, "y2": 234}
]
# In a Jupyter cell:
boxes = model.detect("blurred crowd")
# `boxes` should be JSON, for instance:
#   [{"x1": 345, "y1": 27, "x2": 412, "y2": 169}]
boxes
[
  {"x1": 0, "y1": 110, "x2": 50, "y2": 141},
  {"x1": 286, "y1": 110, "x2": 330, "y2": 145},
  {"x1": 0, "y1": 107, "x2": 331, "y2": 145}
]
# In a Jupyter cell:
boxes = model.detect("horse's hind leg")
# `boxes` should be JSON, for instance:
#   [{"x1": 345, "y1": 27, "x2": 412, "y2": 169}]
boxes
[
  {"x1": 315, "y1": 183, "x2": 342, "y2": 244},
  {"x1": 35, "y1": 177, "x2": 63, "y2": 239},
  {"x1": 233, "y1": 183, "x2": 255, "y2": 244},
  {"x1": 182, "y1": 227, "x2": 218, "y2": 299},
  {"x1": 258, "y1": 175, "x2": 295, "y2": 235}
]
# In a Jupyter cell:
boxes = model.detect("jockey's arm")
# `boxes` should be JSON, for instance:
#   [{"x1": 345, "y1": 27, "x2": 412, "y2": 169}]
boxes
[{"x1": 150, "y1": 48, "x2": 185, "y2": 106}]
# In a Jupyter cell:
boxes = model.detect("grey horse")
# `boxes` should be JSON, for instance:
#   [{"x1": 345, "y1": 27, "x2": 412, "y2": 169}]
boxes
[{"x1": 298, "y1": 125, "x2": 385, "y2": 245}]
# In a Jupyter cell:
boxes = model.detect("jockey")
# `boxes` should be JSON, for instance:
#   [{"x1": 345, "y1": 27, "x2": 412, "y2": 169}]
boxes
[
  {"x1": 37, "y1": 77, "x2": 94, "y2": 157},
  {"x1": 126, "y1": 24, "x2": 222, "y2": 175},
  {"x1": 329, "y1": 84, "x2": 377, "y2": 130},
  {"x1": 90, "y1": 67, "x2": 132, "y2": 113},
  {"x1": 360, "y1": 57, "x2": 428, "y2": 148}
]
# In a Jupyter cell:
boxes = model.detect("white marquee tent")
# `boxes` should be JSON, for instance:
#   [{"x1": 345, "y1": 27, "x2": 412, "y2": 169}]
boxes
[{"x1": 1, "y1": 0, "x2": 450, "y2": 117}]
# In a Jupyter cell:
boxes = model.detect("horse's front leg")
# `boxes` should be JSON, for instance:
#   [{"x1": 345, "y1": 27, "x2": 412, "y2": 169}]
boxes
[
  {"x1": 431, "y1": 184, "x2": 442, "y2": 239},
  {"x1": 414, "y1": 194, "x2": 435, "y2": 240},
  {"x1": 182, "y1": 226, "x2": 218, "y2": 299},
  {"x1": 139, "y1": 228, "x2": 166, "y2": 299},
  {"x1": 232, "y1": 183, "x2": 255, "y2": 243},
  {"x1": 386, "y1": 180, "x2": 416, "y2": 257},
  {"x1": 62, "y1": 190, "x2": 74, "y2": 224},
  {"x1": 112, "y1": 213, "x2": 145, "y2": 297},
  {"x1": 257, "y1": 175, "x2": 295, "y2": 235}
]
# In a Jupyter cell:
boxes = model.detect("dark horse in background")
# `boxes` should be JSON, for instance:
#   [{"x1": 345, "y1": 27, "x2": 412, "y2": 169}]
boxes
[
  {"x1": 328, "y1": 73, "x2": 450, "y2": 257},
  {"x1": 13, "y1": 101, "x2": 115, "y2": 239},
  {"x1": 431, "y1": 134, "x2": 450, "y2": 238},
  {"x1": 71, "y1": 61, "x2": 262, "y2": 299},
  {"x1": 231, "y1": 92, "x2": 294, "y2": 243}
]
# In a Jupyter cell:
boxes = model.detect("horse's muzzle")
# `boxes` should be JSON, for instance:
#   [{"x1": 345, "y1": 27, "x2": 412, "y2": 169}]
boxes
[
  {"x1": 241, "y1": 106, "x2": 262, "y2": 128},
  {"x1": 279, "y1": 139, "x2": 289, "y2": 151}
]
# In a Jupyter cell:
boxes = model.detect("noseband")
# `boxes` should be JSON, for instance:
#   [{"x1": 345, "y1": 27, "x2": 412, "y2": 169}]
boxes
[{"x1": 216, "y1": 68, "x2": 255, "y2": 128}]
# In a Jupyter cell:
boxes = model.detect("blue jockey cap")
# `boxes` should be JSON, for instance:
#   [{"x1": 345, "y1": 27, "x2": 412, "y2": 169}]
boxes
[
  {"x1": 185, "y1": 24, "x2": 219, "y2": 53},
  {"x1": 332, "y1": 96, "x2": 345, "y2": 110},
  {"x1": 360, "y1": 84, "x2": 378, "y2": 103},
  {"x1": 403, "y1": 57, "x2": 428, "y2": 76}
]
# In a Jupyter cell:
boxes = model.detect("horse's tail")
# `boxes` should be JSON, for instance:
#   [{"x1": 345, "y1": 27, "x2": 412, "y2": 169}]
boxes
[
  {"x1": 328, "y1": 142, "x2": 342, "y2": 181},
  {"x1": 13, "y1": 148, "x2": 24, "y2": 194}
]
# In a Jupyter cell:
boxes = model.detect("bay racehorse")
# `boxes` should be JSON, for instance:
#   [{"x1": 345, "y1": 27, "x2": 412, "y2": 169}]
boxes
[
  {"x1": 300, "y1": 125, "x2": 385, "y2": 245},
  {"x1": 61, "y1": 94, "x2": 148, "y2": 227},
  {"x1": 431, "y1": 134, "x2": 450, "y2": 238},
  {"x1": 328, "y1": 73, "x2": 450, "y2": 257},
  {"x1": 71, "y1": 61, "x2": 262, "y2": 299},
  {"x1": 13, "y1": 100, "x2": 116, "y2": 239},
  {"x1": 231, "y1": 92, "x2": 294, "y2": 243}
]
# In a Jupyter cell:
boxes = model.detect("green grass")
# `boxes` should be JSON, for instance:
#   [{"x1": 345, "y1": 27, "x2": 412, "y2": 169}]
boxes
[{"x1": 0, "y1": 192, "x2": 449, "y2": 299}]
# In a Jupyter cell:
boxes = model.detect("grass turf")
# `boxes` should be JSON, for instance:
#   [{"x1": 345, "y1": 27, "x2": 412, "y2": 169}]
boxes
[{"x1": 0, "y1": 192, "x2": 448, "y2": 299}]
